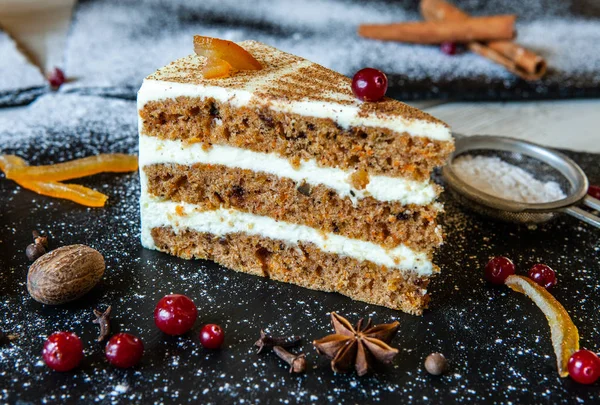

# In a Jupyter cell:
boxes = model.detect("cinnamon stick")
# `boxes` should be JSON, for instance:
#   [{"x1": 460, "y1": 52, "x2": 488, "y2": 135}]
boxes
[
  {"x1": 420, "y1": 0, "x2": 546, "y2": 80},
  {"x1": 359, "y1": 15, "x2": 516, "y2": 44}
]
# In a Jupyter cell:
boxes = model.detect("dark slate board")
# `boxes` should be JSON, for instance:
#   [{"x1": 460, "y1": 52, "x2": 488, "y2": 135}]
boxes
[
  {"x1": 0, "y1": 95, "x2": 599, "y2": 404},
  {"x1": 61, "y1": 0, "x2": 600, "y2": 102}
]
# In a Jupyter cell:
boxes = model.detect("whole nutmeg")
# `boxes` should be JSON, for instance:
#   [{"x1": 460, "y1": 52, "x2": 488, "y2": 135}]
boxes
[
  {"x1": 424, "y1": 352, "x2": 448, "y2": 375},
  {"x1": 27, "y1": 244, "x2": 105, "y2": 305}
]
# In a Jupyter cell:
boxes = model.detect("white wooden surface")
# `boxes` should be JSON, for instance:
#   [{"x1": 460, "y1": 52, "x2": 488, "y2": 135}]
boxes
[
  {"x1": 1, "y1": 0, "x2": 599, "y2": 153},
  {"x1": 425, "y1": 99, "x2": 600, "y2": 152}
]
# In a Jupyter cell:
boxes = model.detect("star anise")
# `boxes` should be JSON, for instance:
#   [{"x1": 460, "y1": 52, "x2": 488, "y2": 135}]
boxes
[{"x1": 313, "y1": 312, "x2": 399, "y2": 376}]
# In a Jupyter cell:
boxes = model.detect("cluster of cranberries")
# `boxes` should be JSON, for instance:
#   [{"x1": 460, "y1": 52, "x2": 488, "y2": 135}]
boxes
[
  {"x1": 42, "y1": 294, "x2": 224, "y2": 372},
  {"x1": 484, "y1": 257, "x2": 600, "y2": 385},
  {"x1": 154, "y1": 294, "x2": 225, "y2": 349},
  {"x1": 42, "y1": 331, "x2": 144, "y2": 372},
  {"x1": 484, "y1": 256, "x2": 557, "y2": 289}
]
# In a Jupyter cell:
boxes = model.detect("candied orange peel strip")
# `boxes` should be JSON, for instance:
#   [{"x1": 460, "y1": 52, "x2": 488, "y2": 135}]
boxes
[
  {"x1": 0, "y1": 155, "x2": 28, "y2": 172},
  {"x1": 14, "y1": 180, "x2": 108, "y2": 207},
  {"x1": 3, "y1": 153, "x2": 138, "y2": 182},
  {"x1": 194, "y1": 36, "x2": 262, "y2": 76},
  {"x1": 505, "y1": 275, "x2": 580, "y2": 377},
  {"x1": 0, "y1": 155, "x2": 137, "y2": 207},
  {"x1": 1, "y1": 155, "x2": 108, "y2": 207}
]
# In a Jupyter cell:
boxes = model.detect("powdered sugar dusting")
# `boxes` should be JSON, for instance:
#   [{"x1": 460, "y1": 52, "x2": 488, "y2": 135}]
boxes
[
  {"x1": 0, "y1": 93, "x2": 137, "y2": 158},
  {"x1": 0, "y1": 93, "x2": 599, "y2": 403},
  {"x1": 0, "y1": 30, "x2": 47, "y2": 106},
  {"x1": 62, "y1": 0, "x2": 600, "y2": 100},
  {"x1": 452, "y1": 155, "x2": 567, "y2": 203}
]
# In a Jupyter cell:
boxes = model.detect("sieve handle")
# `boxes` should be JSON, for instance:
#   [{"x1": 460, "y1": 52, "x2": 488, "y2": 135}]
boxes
[
  {"x1": 583, "y1": 196, "x2": 600, "y2": 211},
  {"x1": 564, "y1": 206, "x2": 600, "y2": 229}
]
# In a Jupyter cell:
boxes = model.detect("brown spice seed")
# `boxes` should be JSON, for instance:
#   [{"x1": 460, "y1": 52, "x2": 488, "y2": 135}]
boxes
[
  {"x1": 26, "y1": 230, "x2": 48, "y2": 261},
  {"x1": 26, "y1": 243, "x2": 46, "y2": 261},
  {"x1": 424, "y1": 352, "x2": 448, "y2": 375}
]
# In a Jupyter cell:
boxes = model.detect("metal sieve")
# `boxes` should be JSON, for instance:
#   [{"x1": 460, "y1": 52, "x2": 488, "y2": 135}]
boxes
[{"x1": 442, "y1": 135, "x2": 600, "y2": 228}]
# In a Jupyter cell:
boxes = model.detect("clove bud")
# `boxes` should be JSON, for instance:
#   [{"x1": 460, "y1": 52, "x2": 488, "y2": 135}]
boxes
[
  {"x1": 92, "y1": 306, "x2": 112, "y2": 342},
  {"x1": 273, "y1": 346, "x2": 307, "y2": 374},
  {"x1": 0, "y1": 331, "x2": 18, "y2": 345},
  {"x1": 254, "y1": 330, "x2": 302, "y2": 354}
]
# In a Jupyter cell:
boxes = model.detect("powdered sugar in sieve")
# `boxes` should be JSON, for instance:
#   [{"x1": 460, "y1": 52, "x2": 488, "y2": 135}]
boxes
[
  {"x1": 452, "y1": 155, "x2": 566, "y2": 204},
  {"x1": 442, "y1": 135, "x2": 600, "y2": 228}
]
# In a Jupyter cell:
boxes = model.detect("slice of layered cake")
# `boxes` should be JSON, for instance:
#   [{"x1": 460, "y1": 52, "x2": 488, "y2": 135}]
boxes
[{"x1": 138, "y1": 37, "x2": 453, "y2": 314}]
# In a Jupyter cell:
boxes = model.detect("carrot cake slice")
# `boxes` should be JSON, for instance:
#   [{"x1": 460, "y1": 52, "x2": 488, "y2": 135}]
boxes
[{"x1": 137, "y1": 37, "x2": 454, "y2": 315}]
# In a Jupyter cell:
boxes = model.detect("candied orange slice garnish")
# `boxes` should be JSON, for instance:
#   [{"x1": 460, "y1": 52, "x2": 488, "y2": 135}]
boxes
[
  {"x1": 202, "y1": 57, "x2": 234, "y2": 79},
  {"x1": 3, "y1": 153, "x2": 138, "y2": 182},
  {"x1": 1, "y1": 155, "x2": 109, "y2": 207},
  {"x1": 194, "y1": 36, "x2": 262, "y2": 71},
  {"x1": 505, "y1": 275, "x2": 580, "y2": 377}
]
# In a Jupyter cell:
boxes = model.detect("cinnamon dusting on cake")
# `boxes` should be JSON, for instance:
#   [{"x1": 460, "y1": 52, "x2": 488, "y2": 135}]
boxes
[{"x1": 145, "y1": 40, "x2": 447, "y2": 127}]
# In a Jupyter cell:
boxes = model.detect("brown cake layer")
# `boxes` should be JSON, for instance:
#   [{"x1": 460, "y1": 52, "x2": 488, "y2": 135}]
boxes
[
  {"x1": 139, "y1": 97, "x2": 454, "y2": 181},
  {"x1": 144, "y1": 163, "x2": 442, "y2": 252},
  {"x1": 151, "y1": 227, "x2": 432, "y2": 314}
]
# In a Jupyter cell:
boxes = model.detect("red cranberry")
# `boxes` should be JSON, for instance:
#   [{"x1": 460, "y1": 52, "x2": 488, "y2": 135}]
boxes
[
  {"x1": 154, "y1": 294, "x2": 198, "y2": 335},
  {"x1": 484, "y1": 256, "x2": 515, "y2": 285},
  {"x1": 47, "y1": 67, "x2": 66, "y2": 88},
  {"x1": 42, "y1": 332, "x2": 84, "y2": 372},
  {"x1": 440, "y1": 41, "x2": 458, "y2": 55},
  {"x1": 568, "y1": 350, "x2": 600, "y2": 384},
  {"x1": 105, "y1": 333, "x2": 144, "y2": 368},
  {"x1": 528, "y1": 264, "x2": 557, "y2": 289},
  {"x1": 588, "y1": 185, "x2": 600, "y2": 200},
  {"x1": 351, "y1": 68, "x2": 388, "y2": 102},
  {"x1": 199, "y1": 324, "x2": 225, "y2": 349}
]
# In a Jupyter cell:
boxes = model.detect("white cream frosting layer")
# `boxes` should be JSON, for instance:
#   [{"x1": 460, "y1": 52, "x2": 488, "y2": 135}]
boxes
[
  {"x1": 139, "y1": 135, "x2": 438, "y2": 205},
  {"x1": 137, "y1": 76, "x2": 451, "y2": 142},
  {"x1": 140, "y1": 196, "x2": 434, "y2": 276}
]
